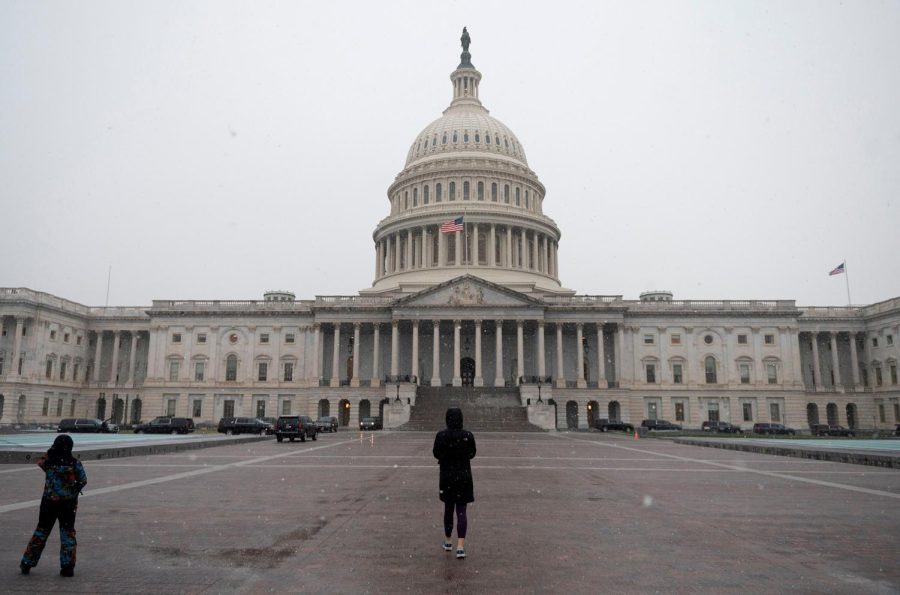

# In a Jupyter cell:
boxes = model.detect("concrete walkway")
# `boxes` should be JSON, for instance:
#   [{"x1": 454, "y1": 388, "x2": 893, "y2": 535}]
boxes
[{"x1": 1, "y1": 431, "x2": 898, "y2": 594}]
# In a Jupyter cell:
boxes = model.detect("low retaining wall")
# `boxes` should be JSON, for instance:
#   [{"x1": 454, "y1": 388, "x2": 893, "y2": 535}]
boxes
[
  {"x1": 674, "y1": 438, "x2": 900, "y2": 469},
  {"x1": 0, "y1": 435, "x2": 271, "y2": 465}
]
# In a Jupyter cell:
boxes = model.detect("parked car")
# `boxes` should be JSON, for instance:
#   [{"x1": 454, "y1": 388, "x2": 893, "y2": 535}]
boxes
[
  {"x1": 701, "y1": 421, "x2": 742, "y2": 434},
  {"x1": 317, "y1": 416, "x2": 339, "y2": 432},
  {"x1": 641, "y1": 419, "x2": 682, "y2": 431},
  {"x1": 360, "y1": 417, "x2": 383, "y2": 431},
  {"x1": 752, "y1": 423, "x2": 797, "y2": 435},
  {"x1": 133, "y1": 417, "x2": 195, "y2": 435},
  {"x1": 810, "y1": 424, "x2": 855, "y2": 437},
  {"x1": 57, "y1": 418, "x2": 117, "y2": 434},
  {"x1": 258, "y1": 417, "x2": 277, "y2": 435},
  {"x1": 217, "y1": 417, "x2": 270, "y2": 435},
  {"x1": 593, "y1": 418, "x2": 634, "y2": 432},
  {"x1": 275, "y1": 415, "x2": 318, "y2": 442}
]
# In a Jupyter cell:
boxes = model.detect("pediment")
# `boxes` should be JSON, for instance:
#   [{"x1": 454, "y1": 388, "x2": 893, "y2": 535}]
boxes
[{"x1": 395, "y1": 275, "x2": 542, "y2": 308}]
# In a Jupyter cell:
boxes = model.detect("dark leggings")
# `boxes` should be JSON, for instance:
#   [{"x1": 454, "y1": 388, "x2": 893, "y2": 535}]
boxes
[
  {"x1": 22, "y1": 498, "x2": 78, "y2": 569},
  {"x1": 443, "y1": 501, "x2": 467, "y2": 539}
]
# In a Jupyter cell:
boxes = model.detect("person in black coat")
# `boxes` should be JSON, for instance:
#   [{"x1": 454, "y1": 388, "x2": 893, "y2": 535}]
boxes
[{"x1": 432, "y1": 407, "x2": 476, "y2": 559}]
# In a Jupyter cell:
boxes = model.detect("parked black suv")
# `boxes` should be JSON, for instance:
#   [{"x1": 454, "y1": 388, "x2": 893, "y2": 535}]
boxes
[
  {"x1": 217, "y1": 417, "x2": 270, "y2": 435},
  {"x1": 316, "y1": 416, "x2": 338, "y2": 432},
  {"x1": 594, "y1": 418, "x2": 634, "y2": 432},
  {"x1": 810, "y1": 424, "x2": 855, "y2": 437},
  {"x1": 701, "y1": 421, "x2": 742, "y2": 433},
  {"x1": 641, "y1": 419, "x2": 682, "y2": 431},
  {"x1": 275, "y1": 415, "x2": 318, "y2": 442},
  {"x1": 58, "y1": 418, "x2": 118, "y2": 433},
  {"x1": 133, "y1": 417, "x2": 195, "y2": 434},
  {"x1": 752, "y1": 423, "x2": 796, "y2": 435}
]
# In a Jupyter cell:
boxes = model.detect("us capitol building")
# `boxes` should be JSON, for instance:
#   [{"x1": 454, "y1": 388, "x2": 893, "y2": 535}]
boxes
[{"x1": 2, "y1": 32, "x2": 899, "y2": 432}]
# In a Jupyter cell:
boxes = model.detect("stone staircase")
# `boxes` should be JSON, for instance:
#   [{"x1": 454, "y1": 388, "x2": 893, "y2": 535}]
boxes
[{"x1": 396, "y1": 386, "x2": 544, "y2": 432}]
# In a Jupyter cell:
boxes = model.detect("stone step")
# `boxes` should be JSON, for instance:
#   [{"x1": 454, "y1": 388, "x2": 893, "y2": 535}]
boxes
[{"x1": 394, "y1": 386, "x2": 544, "y2": 432}]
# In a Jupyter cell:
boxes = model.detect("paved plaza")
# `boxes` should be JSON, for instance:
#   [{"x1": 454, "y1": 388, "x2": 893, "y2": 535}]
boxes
[{"x1": 1, "y1": 431, "x2": 899, "y2": 594}]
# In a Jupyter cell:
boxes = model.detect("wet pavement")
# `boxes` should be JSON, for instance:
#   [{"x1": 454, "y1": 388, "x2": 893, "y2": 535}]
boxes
[{"x1": 1, "y1": 430, "x2": 898, "y2": 594}]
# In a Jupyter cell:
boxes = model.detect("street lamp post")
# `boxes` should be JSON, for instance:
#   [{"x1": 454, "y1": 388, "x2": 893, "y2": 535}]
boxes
[{"x1": 537, "y1": 379, "x2": 543, "y2": 404}]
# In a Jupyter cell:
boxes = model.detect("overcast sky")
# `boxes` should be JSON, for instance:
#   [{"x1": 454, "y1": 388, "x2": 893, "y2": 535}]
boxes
[{"x1": 2, "y1": 1, "x2": 898, "y2": 307}]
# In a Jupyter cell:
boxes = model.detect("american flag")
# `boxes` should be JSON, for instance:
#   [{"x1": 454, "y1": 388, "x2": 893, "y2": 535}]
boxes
[
  {"x1": 828, "y1": 262, "x2": 845, "y2": 276},
  {"x1": 440, "y1": 216, "x2": 464, "y2": 233}
]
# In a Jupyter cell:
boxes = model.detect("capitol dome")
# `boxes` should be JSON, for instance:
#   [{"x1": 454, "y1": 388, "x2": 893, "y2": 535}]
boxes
[{"x1": 363, "y1": 28, "x2": 571, "y2": 297}]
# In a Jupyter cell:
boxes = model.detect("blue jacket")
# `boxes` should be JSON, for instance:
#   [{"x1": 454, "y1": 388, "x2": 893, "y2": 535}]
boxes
[{"x1": 37, "y1": 455, "x2": 87, "y2": 501}]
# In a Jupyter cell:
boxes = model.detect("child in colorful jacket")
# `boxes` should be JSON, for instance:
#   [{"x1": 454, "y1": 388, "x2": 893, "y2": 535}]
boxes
[{"x1": 20, "y1": 434, "x2": 87, "y2": 577}]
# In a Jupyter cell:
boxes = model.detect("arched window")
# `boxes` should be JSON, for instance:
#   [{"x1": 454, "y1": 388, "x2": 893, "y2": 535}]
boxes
[
  {"x1": 435, "y1": 183, "x2": 442, "y2": 202},
  {"x1": 463, "y1": 181, "x2": 470, "y2": 200},
  {"x1": 504, "y1": 137, "x2": 509, "y2": 148},
  {"x1": 486, "y1": 133, "x2": 492, "y2": 144},
  {"x1": 452, "y1": 131, "x2": 458, "y2": 143},
  {"x1": 413, "y1": 187, "x2": 418, "y2": 206},
  {"x1": 403, "y1": 192, "x2": 408, "y2": 210},
  {"x1": 423, "y1": 185, "x2": 429, "y2": 204},
  {"x1": 432, "y1": 134, "x2": 437, "y2": 146},
  {"x1": 477, "y1": 181, "x2": 484, "y2": 200},
  {"x1": 806, "y1": 403, "x2": 819, "y2": 427},
  {"x1": 442, "y1": 133, "x2": 447, "y2": 145},
  {"x1": 705, "y1": 356, "x2": 717, "y2": 384},
  {"x1": 475, "y1": 131, "x2": 480, "y2": 143},
  {"x1": 504, "y1": 184, "x2": 510, "y2": 204},
  {"x1": 525, "y1": 190, "x2": 530, "y2": 209},
  {"x1": 463, "y1": 131, "x2": 469, "y2": 143},
  {"x1": 449, "y1": 182, "x2": 456, "y2": 201},
  {"x1": 491, "y1": 183, "x2": 498, "y2": 201},
  {"x1": 226, "y1": 355, "x2": 238, "y2": 381},
  {"x1": 515, "y1": 187, "x2": 521, "y2": 206}
]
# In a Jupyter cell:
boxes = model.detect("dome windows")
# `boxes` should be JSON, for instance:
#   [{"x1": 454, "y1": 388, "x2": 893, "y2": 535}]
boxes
[
  {"x1": 432, "y1": 134, "x2": 437, "y2": 147},
  {"x1": 423, "y1": 185, "x2": 430, "y2": 204},
  {"x1": 491, "y1": 183, "x2": 498, "y2": 201},
  {"x1": 475, "y1": 132, "x2": 480, "y2": 143},
  {"x1": 504, "y1": 137, "x2": 509, "y2": 149},
  {"x1": 449, "y1": 182, "x2": 456, "y2": 201},
  {"x1": 463, "y1": 181, "x2": 470, "y2": 200},
  {"x1": 452, "y1": 131, "x2": 458, "y2": 143},
  {"x1": 515, "y1": 187, "x2": 520, "y2": 206},
  {"x1": 486, "y1": 133, "x2": 492, "y2": 144},
  {"x1": 436, "y1": 183, "x2": 442, "y2": 202},
  {"x1": 413, "y1": 188, "x2": 418, "y2": 206},
  {"x1": 477, "y1": 181, "x2": 484, "y2": 200},
  {"x1": 463, "y1": 131, "x2": 469, "y2": 143},
  {"x1": 504, "y1": 184, "x2": 510, "y2": 204},
  {"x1": 442, "y1": 133, "x2": 447, "y2": 145}
]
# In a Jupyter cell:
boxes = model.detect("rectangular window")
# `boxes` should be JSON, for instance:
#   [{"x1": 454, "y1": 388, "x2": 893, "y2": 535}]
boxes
[
  {"x1": 73, "y1": 363, "x2": 79, "y2": 381},
  {"x1": 70, "y1": 399, "x2": 76, "y2": 417},
  {"x1": 647, "y1": 402, "x2": 658, "y2": 420},
  {"x1": 64, "y1": 333, "x2": 70, "y2": 343},
  {"x1": 223, "y1": 400, "x2": 235, "y2": 418},
  {"x1": 707, "y1": 402, "x2": 719, "y2": 422},
  {"x1": 256, "y1": 400, "x2": 266, "y2": 418},
  {"x1": 260, "y1": 333, "x2": 270, "y2": 344},
  {"x1": 76, "y1": 336, "x2": 82, "y2": 346},
  {"x1": 166, "y1": 399, "x2": 177, "y2": 417},
  {"x1": 50, "y1": 329, "x2": 57, "y2": 341},
  {"x1": 770, "y1": 402, "x2": 781, "y2": 422},
  {"x1": 737, "y1": 334, "x2": 747, "y2": 345},
  {"x1": 192, "y1": 399, "x2": 202, "y2": 418},
  {"x1": 887, "y1": 334, "x2": 894, "y2": 346},
  {"x1": 894, "y1": 402, "x2": 900, "y2": 422},
  {"x1": 284, "y1": 362, "x2": 294, "y2": 382},
  {"x1": 674, "y1": 402, "x2": 685, "y2": 422},
  {"x1": 281, "y1": 400, "x2": 291, "y2": 415},
  {"x1": 60, "y1": 361, "x2": 67, "y2": 381},
  {"x1": 876, "y1": 367, "x2": 883, "y2": 386},
  {"x1": 56, "y1": 398, "x2": 63, "y2": 416},
  {"x1": 169, "y1": 361, "x2": 180, "y2": 382},
  {"x1": 645, "y1": 364, "x2": 656, "y2": 384},
  {"x1": 197, "y1": 333, "x2": 207, "y2": 344},
  {"x1": 740, "y1": 363, "x2": 751, "y2": 384},
  {"x1": 643, "y1": 334, "x2": 655, "y2": 345},
  {"x1": 172, "y1": 333, "x2": 182, "y2": 344},
  {"x1": 767, "y1": 363, "x2": 778, "y2": 384},
  {"x1": 670, "y1": 334, "x2": 681, "y2": 345},
  {"x1": 46, "y1": 359, "x2": 53, "y2": 379},
  {"x1": 285, "y1": 333, "x2": 295, "y2": 344},
  {"x1": 258, "y1": 362, "x2": 268, "y2": 381},
  {"x1": 764, "y1": 334, "x2": 774, "y2": 345},
  {"x1": 878, "y1": 403, "x2": 886, "y2": 423},
  {"x1": 673, "y1": 364, "x2": 683, "y2": 384},
  {"x1": 42, "y1": 397, "x2": 50, "y2": 416},
  {"x1": 742, "y1": 402, "x2": 753, "y2": 422},
  {"x1": 891, "y1": 365, "x2": 898, "y2": 385},
  {"x1": 194, "y1": 361, "x2": 205, "y2": 382},
  {"x1": 873, "y1": 338, "x2": 879, "y2": 348}
]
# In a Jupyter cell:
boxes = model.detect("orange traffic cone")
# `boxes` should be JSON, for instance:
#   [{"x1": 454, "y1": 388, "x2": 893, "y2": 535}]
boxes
[{"x1": 633, "y1": 430, "x2": 639, "y2": 440}]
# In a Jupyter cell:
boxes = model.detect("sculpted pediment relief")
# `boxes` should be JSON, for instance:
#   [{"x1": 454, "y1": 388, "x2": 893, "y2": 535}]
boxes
[{"x1": 397, "y1": 276, "x2": 538, "y2": 308}]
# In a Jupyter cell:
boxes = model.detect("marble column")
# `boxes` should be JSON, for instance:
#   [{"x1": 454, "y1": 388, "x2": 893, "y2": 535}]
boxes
[
  {"x1": 110, "y1": 331, "x2": 121, "y2": 385},
  {"x1": 330, "y1": 324, "x2": 341, "y2": 387},
  {"x1": 790, "y1": 328, "x2": 803, "y2": 387},
  {"x1": 474, "y1": 320, "x2": 483, "y2": 386},
  {"x1": 411, "y1": 321, "x2": 419, "y2": 382},
  {"x1": 531, "y1": 232, "x2": 538, "y2": 270},
  {"x1": 519, "y1": 230, "x2": 526, "y2": 268},
  {"x1": 10, "y1": 317, "x2": 23, "y2": 377},
  {"x1": 127, "y1": 332, "x2": 139, "y2": 384},
  {"x1": 405, "y1": 232, "x2": 412, "y2": 270},
  {"x1": 505, "y1": 227, "x2": 512, "y2": 267},
  {"x1": 390, "y1": 320, "x2": 399, "y2": 378},
  {"x1": 555, "y1": 323, "x2": 565, "y2": 388},
  {"x1": 371, "y1": 323, "x2": 381, "y2": 386},
  {"x1": 490, "y1": 224, "x2": 496, "y2": 266},
  {"x1": 829, "y1": 332, "x2": 842, "y2": 389},
  {"x1": 452, "y1": 320, "x2": 462, "y2": 386},
  {"x1": 312, "y1": 323, "x2": 321, "y2": 383},
  {"x1": 849, "y1": 331, "x2": 860, "y2": 389},
  {"x1": 375, "y1": 241, "x2": 381, "y2": 278},
  {"x1": 351, "y1": 323, "x2": 361, "y2": 387},
  {"x1": 494, "y1": 320, "x2": 504, "y2": 387},
  {"x1": 543, "y1": 236, "x2": 550, "y2": 274},
  {"x1": 473, "y1": 223, "x2": 479, "y2": 265},
  {"x1": 811, "y1": 332, "x2": 823, "y2": 390},
  {"x1": 537, "y1": 322, "x2": 546, "y2": 378},
  {"x1": 438, "y1": 230, "x2": 446, "y2": 266},
  {"x1": 516, "y1": 320, "x2": 525, "y2": 383},
  {"x1": 431, "y1": 320, "x2": 441, "y2": 387},
  {"x1": 616, "y1": 323, "x2": 625, "y2": 386},
  {"x1": 596, "y1": 323, "x2": 606, "y2": 385},
  {"x1": 576, "y1": 323, "x2": 586, "y2": 388}
]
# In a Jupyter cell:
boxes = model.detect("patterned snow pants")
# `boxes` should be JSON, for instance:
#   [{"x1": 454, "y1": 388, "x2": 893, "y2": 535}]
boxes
[{"x1": 21, "y1": 497, "x2": 78, "y2": 569}]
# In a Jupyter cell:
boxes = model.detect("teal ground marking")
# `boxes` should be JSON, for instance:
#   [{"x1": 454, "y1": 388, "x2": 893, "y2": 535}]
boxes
[
  {"x1": 0, "y1": 432, "x2": 209, "y2": 448},
  {"x1": 718, "y1": 438, "x2": 900, "y2": 452}
]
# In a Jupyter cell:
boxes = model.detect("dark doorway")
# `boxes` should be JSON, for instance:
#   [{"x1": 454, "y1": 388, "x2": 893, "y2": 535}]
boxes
[
  {"x1": 339, "y1": 399, "x2": 351, "y2": 427},
  {"x1": 587, "y1": 400, "x2": 599, "y2": 428},
  {"x1": 548, "y1": 399, "x2": 558, "y2": 430},
  {"x1": 566, "y1": 401, "x2": 578, "y2": 429},
  {"x1": 359, "y1": 399, "x2": 371, "y2": 421},
  {"x1": 379, "y1": 398, "x2": 389, "y2": 419},
  {"x1": 131, "y1": 398, "x2": 142, "y2": 424},
  {"x1": 318, "y1": 399, "x2": 330, "y2": 418},
  {"x1": 806, "y1": 403, "x2": 819, "y2": 427},
  {"x1": 460, "y1": 357, "x2": 475, "y2": 386},
  {"x1": 96, "y1": 397, "x2": 107, "y2": 419},
  {"x1": 846, "y1": 403, "x2": 857, "y2": 429},
  {"x1": 608, "y1": 400, "x2": 621, "y2": 421},
  {"x1": 112, "y1": 397, "x2": 124, "y2": 424},
  {"x1": 826, "y1": 402, "x2": 838, "y2": 425}
]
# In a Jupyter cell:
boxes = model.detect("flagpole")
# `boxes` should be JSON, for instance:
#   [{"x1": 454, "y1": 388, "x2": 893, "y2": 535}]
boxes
[{"x1": 844, "y1": 259, "x2": 852, "y2": 306}]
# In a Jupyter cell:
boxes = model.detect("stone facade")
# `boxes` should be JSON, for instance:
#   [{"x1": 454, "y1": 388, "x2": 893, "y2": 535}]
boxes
[{"x1": 2, "y1": 35, "x2": 899, "y2": 431}]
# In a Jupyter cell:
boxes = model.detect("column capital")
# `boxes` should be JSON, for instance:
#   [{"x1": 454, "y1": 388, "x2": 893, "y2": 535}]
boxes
[
  {"x1": 474, "y1": 319, "x2": 482, "y2": 327},
  {"x1": 495, "y1": 319, "x2": 504, "y2": 327},
  {"x1": 391, "y1": 320, "x2": 399, "y2": 328},
  {"x1": 576, "y1": 322, "x2": 583, "y2": 330},
  {"x1": 312, "y1": 322, "x2": 320, "y2": 330},
  {"x1": 453, "y1": 319, "x2": 462, "y2": 327},
  {"x1": 353, "y1": 322, "x2": 361, "y2": 330},
  {"x1": 537, "y1": 320, "x2": 545, "y2": 328},
  {"x1": 432, "y1": 319, "x2": 440, "y2": 328}
]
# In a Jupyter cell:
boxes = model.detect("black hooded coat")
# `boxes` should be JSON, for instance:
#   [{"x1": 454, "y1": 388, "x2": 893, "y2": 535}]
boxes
[{"x1": 432, "y1": 408, "x2": 476, "y2": 504}]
